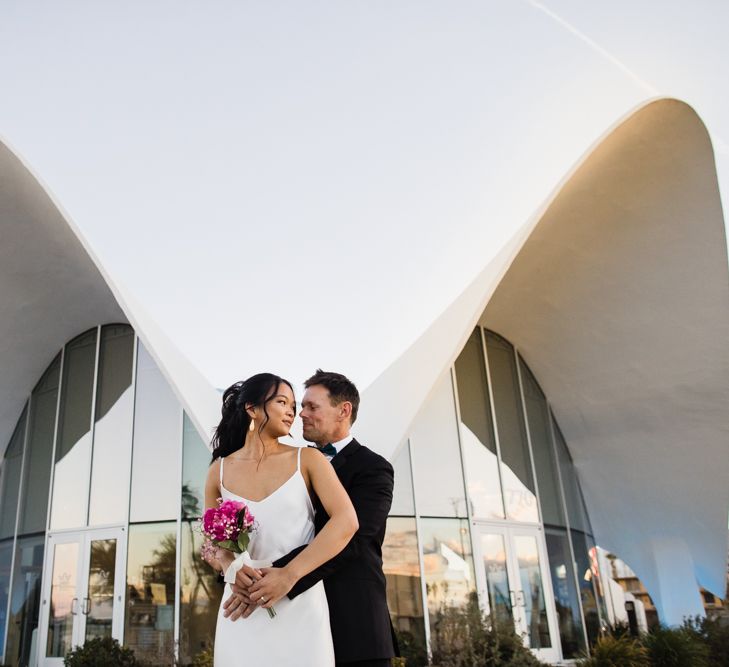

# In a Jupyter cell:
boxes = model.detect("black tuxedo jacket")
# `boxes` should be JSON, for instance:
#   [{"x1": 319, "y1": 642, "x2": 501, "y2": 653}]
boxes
[{"x1": 273, "y1": 439, "x2": 397, "y2": 663}]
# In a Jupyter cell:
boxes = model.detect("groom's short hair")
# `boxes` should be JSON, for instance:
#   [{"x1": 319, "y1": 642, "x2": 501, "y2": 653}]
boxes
[{"x1": 304, "y1": 369, "x2": 360, "y2": 424}]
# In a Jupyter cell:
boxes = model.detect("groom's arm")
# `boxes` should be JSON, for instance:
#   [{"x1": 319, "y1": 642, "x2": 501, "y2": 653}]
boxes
[{"x1": 273, "y1": 458, "x2": 393, "y2": 600}]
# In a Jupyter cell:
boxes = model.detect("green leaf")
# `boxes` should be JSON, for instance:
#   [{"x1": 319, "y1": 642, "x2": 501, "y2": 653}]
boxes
[
  {"x1": 217, "y1": 540, "x2": 240, "y2": 553},
  {"x1": 237, "y1": 532, "x2": 250, "y2": 552}
]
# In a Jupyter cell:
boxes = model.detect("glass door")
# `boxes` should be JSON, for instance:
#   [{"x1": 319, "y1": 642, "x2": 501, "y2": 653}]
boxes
[
  {"x1": 473, "y1": 523, "x2": 560, "y2": 663},
  {"x1": 39, "y1": 527, "x2": 126, "y2": 665}
]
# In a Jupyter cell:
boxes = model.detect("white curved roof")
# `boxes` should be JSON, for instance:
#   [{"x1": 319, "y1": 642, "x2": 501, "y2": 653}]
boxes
[
  {"x1": 359, "y1": 98, "x2": 729, "y2": 622},
  {"x1": 0, "y1": 140, "x2": 220, "y2": 452},
  {"x1": 1, "y1": 2, "x2": 727, "y2": 396}
]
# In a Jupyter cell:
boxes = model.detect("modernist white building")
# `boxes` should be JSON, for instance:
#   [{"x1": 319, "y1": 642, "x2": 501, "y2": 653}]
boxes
[{"x1": 1, "y1": 4, "x2": 729, "y2": 666}]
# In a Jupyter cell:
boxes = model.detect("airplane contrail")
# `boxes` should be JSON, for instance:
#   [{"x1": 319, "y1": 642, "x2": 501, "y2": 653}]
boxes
[
  {"x1": 528, "y1": 0, "x2": 729, "y2": 155},
  {"x1": 528, "y1": 0, "x2": 659, "y2": 96}
]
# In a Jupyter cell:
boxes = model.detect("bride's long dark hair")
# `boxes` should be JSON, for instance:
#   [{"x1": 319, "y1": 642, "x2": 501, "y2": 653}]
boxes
[{"x1": 211, "y1": 373, "x2": 294, "y2": 461}]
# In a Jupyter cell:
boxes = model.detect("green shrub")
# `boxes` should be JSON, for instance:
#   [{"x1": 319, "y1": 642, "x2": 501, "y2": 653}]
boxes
[
  {"x1": 642, "y1": 626, "x2": 708, "y2": 667},
  {"x1": 429, "y1": 594, "x2": 548, "y2": 667},
  {"x1": 191, "y1": 645, "x2": 214, "y2": 667},
  {"x1": 577, "y1": 634, "x2": 649, "y2": 667},
  {"x1": 64, "y1": 637, "x2": 140, "y2": 667},
  {"x1": 683, "y1": 616, "x2": 729, "y2": 667}
]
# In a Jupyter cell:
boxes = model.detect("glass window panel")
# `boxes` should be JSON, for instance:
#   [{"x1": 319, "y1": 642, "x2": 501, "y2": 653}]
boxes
[
  {"x1": 383, "y1": 517, "x2": 426, "y2": 665},
  {"x1": 389, "y1": 442, "x2": 415, "y2": 516},
  {"x1": 545, "y1": 528, "x2": 586, "y2": 658},
  {"x1": 410, "y1": 374, "x2": 467, "y2": 518},
  {"x1": 179, "y1": 520, "x2": 223, "y2": 665},
  {"x1": 478, "y1": 532, "x2": 512, "y2": 626},
  {"x1": 586, "y1": 534, "x2": 608, "y2": 629},
  {"x1": 125, "y1": 522, "x2": 176, "y2": 666},
  {"x1": 86, "y1": 539, "x2": 118, "y2": 643},
  {"x1": 181, "y1": 413, "x2": 210, "y2": 520},
  {"x1": 89, "y1": 325, "x2": 135, "y2": 526},
  {"x1": 5, "y1": 534, "x2": 44, "y2": 666},
  {"x1": 130, "y1": 344, "x2": 181, "y2": 523},
  {"x1": 570, "y1": 529, "x2": 600, "y2": 647},
  {"x1": 46, "y1": 541, "x2": 79, "y2": 658},
  {"x1": 552, "y1": 420, "x2": 589, "y2": 533},
  {"x1": 454, "y1": 329, "x2": 504, "y2": 520},
  {"x1": 0, "y1": 540, "x2": 13, "y2": 657},
  {"x1": 0, "y1": 409, "x2": 27, "y2": 540},
  {"x1": 51, "y1": 330, "x2": 97, "y2": 530},
  {"x1": 485, "y1": 332, "x2": 538, "y2": 523},
  {"x1": 19, "y1": 357, "x2": 60, "y2": 535},
  {"x1": 513, "y1": 534, "x2": 551, "y2": 649},
  {"x1": 519, "y1": 358, "x2": 565, "y2": 527},
  {"x1": 420, "y1": 518, "x2": 475, "y2": 649}
]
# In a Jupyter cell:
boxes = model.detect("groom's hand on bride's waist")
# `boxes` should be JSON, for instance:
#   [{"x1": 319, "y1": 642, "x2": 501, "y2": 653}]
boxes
[{"x1": 248, "y1": 566, "x2": 297, "y2": 610}]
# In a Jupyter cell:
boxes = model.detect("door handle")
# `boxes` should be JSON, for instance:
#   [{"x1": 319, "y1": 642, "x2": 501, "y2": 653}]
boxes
[
  {"x1": 71, "y1": 597, "x2": 79, "y2": 615},
  {"x1": 516, "y1": 590, "x2": 526, "y2": 607},
  {"x1": 509, "y1": 590, "x2": 516, "y2": 608},
  {"x1": 82, "y1": 597, "x2": 91, "y2": 615}
]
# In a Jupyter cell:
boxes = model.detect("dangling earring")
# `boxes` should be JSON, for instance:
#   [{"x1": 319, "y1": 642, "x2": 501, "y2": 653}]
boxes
[{"x1": 249, "y1": 418, "x2": 255, "y2": 432}]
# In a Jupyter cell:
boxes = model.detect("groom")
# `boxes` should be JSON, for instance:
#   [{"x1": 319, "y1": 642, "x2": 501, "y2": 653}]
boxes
[{"x1": 228, "y1": 369, "x2": 398, "y2": 666}]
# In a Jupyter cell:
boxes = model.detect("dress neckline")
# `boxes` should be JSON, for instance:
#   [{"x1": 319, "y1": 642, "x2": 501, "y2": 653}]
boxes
[{"x1": 220, "y1": 469, "x2": 301, "y2": 505}]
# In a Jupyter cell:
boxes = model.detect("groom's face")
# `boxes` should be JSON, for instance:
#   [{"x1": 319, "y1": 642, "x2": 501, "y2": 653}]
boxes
[{"x1": 300, "y1": 384, "x2": 340, "y2": 446}]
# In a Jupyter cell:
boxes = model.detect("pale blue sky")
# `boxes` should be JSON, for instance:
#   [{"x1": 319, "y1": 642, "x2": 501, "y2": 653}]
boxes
[{"x1": 1, "y1": 1, "x2": 727, "y2": 392}]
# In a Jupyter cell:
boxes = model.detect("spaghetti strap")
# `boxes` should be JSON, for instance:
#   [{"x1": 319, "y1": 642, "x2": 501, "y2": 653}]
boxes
[
  {"x1": 219, "y1": 456, "x2": 225, "y2": 485},
  {"x1": 297, "y1": 446, "x2": 302, "y2": 471}
]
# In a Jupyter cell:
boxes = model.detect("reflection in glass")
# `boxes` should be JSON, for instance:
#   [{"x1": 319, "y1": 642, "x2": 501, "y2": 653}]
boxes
[
  {"x1": 0, "y1": 409, "x2": 27, "y2": 539},
  {"x1": 46, "y1": 542, "x2": 79, "y2": 657},
  {"x1": 552, "y1": 421, "x2": 589, "y2": 532},
  {"x1": 125, "y1": 523, "x2": 176, "y2": 665},
  {"x1": 130, "y1": 344, "x2": 181, "y2": 522},
  {"x1": 519, "y1": 359, "x2": 564, "y2": 527},
  {"x1": 485, "y1": 332, "x2": 538, "y2": 523},
  {"x1": 51, "y1": 330, "x2": 97, "y2": 529},
  {"x1": 390, "y1": 442, "x2": 415, "y2": 516},
  {"x1": 410, "y1": 374, "x2": 467, "y2": 518},
  {"x1": 454, "y1": 330, "x2": 504, "y2": 520},
  {"x1": 0, "y1": 540, "x2": 13, "y2": 656},
  {"x1": 545, "y1": 528, "x2": 585, "y2": 658},
  {"x1": 180, "y1": 521, "x2": 224, "y2": 664},
  {"x1": 383, "y1": 517, "x2": 426, "y2": 665},
  {"x1": 19, "y1": 357, "x2": 60, "y2": 535},
  {"x1": 89, "y1": 325, "x2": 135, "y2": 526},
  {"x1": 86, "y1": 539, "x2": 117, "y2": 642},
  {"x1": 478, "y1": 533, "x2": 512, "y2": 626},
  {"x1": 570, "y1": 529, "x2": 600, "y2": 647},
  {"x1": 181, "y1": 413, "x2": 210, "y2": 520},
  {"x1": 5, "y1": 535, "x2": 44, "y2": 666},
  {"x1": 513, "y1": 534, "x2": 551, "y2": 649},
  {"x1": 420, "y1": 518, "x2": 475, "y2": 648},
  {"x1": 586, "y1": 534, "x2": 608, "y2": 631},
  {"x1": 179, "y1": 520, "x2": 223, "y2": 664}
]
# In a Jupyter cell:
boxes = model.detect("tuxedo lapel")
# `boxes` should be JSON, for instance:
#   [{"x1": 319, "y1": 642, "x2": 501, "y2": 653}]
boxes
[{"x1": 331, "y1": 439, "x2": 361, "y2": 473}]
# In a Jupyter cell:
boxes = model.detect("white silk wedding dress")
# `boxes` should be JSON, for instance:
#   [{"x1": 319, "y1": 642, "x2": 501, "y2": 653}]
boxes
[{"x1": 214, "y1": 447, "x2": 335, "y2": 666}]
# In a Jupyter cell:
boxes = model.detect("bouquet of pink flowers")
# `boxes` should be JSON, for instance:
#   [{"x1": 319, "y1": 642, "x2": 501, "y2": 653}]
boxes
[
  {"x1": 200, "y1": 498, "x2": 276, "y2": 618},
  {"x1": 201, "y1": 498, "x2": 255, "y2": 554}
]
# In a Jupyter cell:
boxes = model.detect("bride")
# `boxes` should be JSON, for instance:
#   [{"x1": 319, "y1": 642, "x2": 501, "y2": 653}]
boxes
[{"x1": 203, "y1": 373, "x2": 358, "y2": 666}]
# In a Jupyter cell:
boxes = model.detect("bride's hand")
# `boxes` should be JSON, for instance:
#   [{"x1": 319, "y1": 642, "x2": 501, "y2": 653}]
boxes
[
  {"x1": 223, "y1": 589, "x2": 254, "y2": 621},
  {"x1": 248, "y1": 566, "x2": 297, "y2": 609},
  {"x1": 234, "y1": 563, "x2": 263, "y2": 588}
]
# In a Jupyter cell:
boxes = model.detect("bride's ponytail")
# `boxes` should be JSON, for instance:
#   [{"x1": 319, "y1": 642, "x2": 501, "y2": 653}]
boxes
[{"x1": 211, "y1": 373, "x2": 293, "y2": 461}]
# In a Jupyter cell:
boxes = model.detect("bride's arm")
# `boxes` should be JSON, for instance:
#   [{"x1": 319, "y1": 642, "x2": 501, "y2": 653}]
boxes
[
  {"x1": 202, "y1": 460, "x2": 238, "y2": 575},
  {"x1": 248, "y1": 448, "x2": 358, "y2": 608}
]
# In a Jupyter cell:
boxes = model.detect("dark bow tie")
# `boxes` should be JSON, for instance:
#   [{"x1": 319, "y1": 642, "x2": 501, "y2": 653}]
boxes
[{"x1": 317, "y1": 443, "x2": 337, "y2": 458}]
